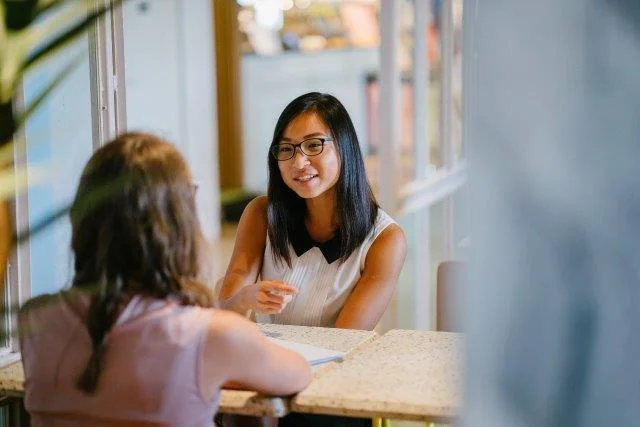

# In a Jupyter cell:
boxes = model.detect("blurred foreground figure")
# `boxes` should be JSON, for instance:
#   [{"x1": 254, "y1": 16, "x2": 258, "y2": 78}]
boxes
[{"x1": 465, "y1": 1, "x2": 640, "y2": 426}]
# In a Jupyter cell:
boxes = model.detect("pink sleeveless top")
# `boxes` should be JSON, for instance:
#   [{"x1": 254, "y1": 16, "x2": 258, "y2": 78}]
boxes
[{"x1": 20, "y1": 293, "x2": 219, "y2": 427}]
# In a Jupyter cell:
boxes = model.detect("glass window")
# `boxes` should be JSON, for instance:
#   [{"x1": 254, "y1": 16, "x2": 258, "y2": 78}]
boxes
[
  {"x1": 453, "y1": 184, "x2": 469, "y2": 260},
  {"x1": 395, "y1": 199, "x2": 446, "y2": 330},
  {"x1": 237, "y1": 0, "x2": 380, "y2": 56},
  {"x1": 365, "y1": 0, "x2": 445, "y2": 190},
  {"x1": 452, "y1": 0, "x2": 463, "y2": 160},
  {"x1": 22, "y1": 35, "x2": 95, "y2": 297}
]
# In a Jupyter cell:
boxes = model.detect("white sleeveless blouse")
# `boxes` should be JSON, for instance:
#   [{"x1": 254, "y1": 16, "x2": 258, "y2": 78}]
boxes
[{"x1": 256, "y1": 209, "x2": 396, "y2": 327}]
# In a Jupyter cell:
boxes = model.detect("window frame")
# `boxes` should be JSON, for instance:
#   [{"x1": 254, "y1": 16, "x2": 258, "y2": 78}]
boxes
[{"x1": 377, "y1": 0, "x2": 473, "y2": 331}]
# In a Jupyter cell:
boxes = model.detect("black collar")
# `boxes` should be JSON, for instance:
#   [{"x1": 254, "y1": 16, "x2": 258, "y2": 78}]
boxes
[{"x1": 290, "y1": 223, "x2": 341, "y2": 264}]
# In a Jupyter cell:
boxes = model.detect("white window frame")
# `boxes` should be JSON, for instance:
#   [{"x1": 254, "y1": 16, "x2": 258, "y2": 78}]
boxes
[{"x1": 378, "y1": 0, "x2": 473, "y2": 331}]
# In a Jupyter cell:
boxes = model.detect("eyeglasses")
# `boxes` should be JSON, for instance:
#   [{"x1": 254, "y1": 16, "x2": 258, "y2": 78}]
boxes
[{"x1": 270, "y1": 137, "x2": 334, "y2": 161}]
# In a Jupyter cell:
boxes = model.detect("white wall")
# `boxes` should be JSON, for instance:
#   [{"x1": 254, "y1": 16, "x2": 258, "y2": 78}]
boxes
[
  {"x1": 122, "y1": 0, "x2": 220, "y2": 239},
  {"x1": 241, "y1": 48, "x2": 378, "y2": 193}
]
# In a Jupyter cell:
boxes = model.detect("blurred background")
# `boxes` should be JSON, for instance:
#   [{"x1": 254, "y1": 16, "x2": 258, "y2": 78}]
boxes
[
  {"x1": 4, "y1": 0, "x2": 467, "y2": 342},
  {"x1": 5, "y1": 1, "x2": 640, "y2": 425}
]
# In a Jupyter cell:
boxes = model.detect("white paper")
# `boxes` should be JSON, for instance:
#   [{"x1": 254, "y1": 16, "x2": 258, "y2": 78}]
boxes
[{"x1": 268, "y1": 337, "x2": 345, "y2": 366}]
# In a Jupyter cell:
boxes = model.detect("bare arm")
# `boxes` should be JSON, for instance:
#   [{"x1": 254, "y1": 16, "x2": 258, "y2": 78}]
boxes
[
  {"x1": 334, "y1": 224, "x2": 407, "y2": 330},
  {"x1": 201, "y1": 310, "x2": 313, "y2": 400},
  {"x1": 218, "y1": 197, "x2": 268, "y2": 315},
  {"x1": 218, "y1": 196, "x2": 297, "y2": 316}
]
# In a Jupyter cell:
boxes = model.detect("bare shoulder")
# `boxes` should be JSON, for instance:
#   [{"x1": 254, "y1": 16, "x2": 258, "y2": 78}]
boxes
[
  {"x1": 243, "y1": 196, "x2": 268, "y2": 220},
  {"x1": 200, "y1": 309, "x2": 267, "y2": 395},
  {"x1": 206, "y1": 309, "x2": 262, "y2": 349},
  {"x1": 232, "y1": 196, "x2": 270, "y2": 252},
  {"x1": 364, "y1": 223, "x2": 407, "y2": 269},
  {"x1": 235, "y1": 196, "x2": 269, "y2": 236},
  {"x1": 21, "y1": 293, "x2": 59, "y2": 314},
  {"x1": 373, "y1": 223, "x2": 407, "y2": 252},
  {"x1": 20, "y1": 291, "x2": 74, "y2": 318}
]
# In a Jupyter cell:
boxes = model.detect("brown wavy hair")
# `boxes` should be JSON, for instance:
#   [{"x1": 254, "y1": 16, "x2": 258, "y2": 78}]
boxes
[{"x1": 70, "y1": 132, "x2": 213, "y2": 394}]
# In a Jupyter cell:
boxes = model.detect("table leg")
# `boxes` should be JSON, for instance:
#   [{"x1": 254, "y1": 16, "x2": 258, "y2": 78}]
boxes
[
  {"x1": 0, "y1": 396, "x2": 29, "y2": 427},
  {"x1": 218, "y1": 414, "x2": 277, "y2": 426},
  {"x1": 374, "y1": 419, "x2": 433, "y2": 427}
]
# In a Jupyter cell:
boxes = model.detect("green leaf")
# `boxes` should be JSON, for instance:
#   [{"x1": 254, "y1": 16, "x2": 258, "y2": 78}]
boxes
[
  {"x1": 0, "y1": 27, "x2": 32, "y2": 103},
  {"x1": 14, "y1": 172, "x2": 130, "y2": 245},
  {"x1": 22, "y1": 0, "x2": 124, "y2": 71},
  {"x1": 0, "y1": 2, "x2": 87, "y2": 102},
  {"x1": 1, "y1": 45, "x2": 84, "y2": 147},
  {"x1": 13, "y1": 198, "x2": 67, "y2": 243},
  {"x1": 0, "y1": 136, "x2": 16, "y2": 165},
  {"x1": 14, "y1": 51, "x2": 84, "y2": 131},
  {"x1": 2, "y1": 0, "x2": 126, "y2": 102},
  {"x1": 0, "y1": 100, "x2": 15, "y2": 146},
  {"x1": 0, "y1": 162, "x2": 48, "y2": 201},
  {"x1": 3, "y1": 0, "x2": 39, "y2": 31},
  {"x1": 33, "y1": 0, "x2": 64, "y2": 19}
]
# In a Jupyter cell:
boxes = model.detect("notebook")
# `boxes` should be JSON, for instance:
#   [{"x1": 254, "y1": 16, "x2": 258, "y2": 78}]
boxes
[{"x1": 268, "y1": 337, "x2": 345, "y2": 366}]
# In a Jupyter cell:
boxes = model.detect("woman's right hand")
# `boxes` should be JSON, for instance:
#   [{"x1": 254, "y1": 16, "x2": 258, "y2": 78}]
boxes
[{"x1": 241, "y1": 281, "x2": 297, "y2": 315}]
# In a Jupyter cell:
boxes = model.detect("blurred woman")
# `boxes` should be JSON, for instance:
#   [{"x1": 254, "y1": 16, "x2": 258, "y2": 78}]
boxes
[{"x1": 20, "y1": 132, "x2": 311, "y2": 427}]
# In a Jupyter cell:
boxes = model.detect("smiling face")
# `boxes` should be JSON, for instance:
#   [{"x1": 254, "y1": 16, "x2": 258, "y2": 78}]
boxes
[{"x1": 276, "y1": 111, "x2": 341, "y2": 200}]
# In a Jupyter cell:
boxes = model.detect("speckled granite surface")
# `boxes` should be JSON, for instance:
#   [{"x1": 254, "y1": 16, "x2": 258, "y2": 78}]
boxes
[
  {"x1": 291, "y1": 330, "x2": 464, "y2": 422},
  {"x1": 259, "y1": 324, "x2": 377, "y2": 353},
  {"x1": 217, "y1": 324, "x2": 377, "y2": 416},
  {"x1": 0, "y1": 361, "x2": 24, "y2": 396}
]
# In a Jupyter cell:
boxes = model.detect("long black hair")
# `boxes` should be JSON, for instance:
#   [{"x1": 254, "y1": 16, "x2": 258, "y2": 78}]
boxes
[
  {"x1": 70, "y1": 132, "x2": 213, "y2": 394},
  {"x1": 267, "y1": 92, "x2": 378, "y2": 267}
]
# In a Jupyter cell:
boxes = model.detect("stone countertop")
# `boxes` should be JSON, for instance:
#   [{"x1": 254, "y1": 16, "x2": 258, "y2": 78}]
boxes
[
  {"x1": 258, "y1": 324, "x2": 378, "y2": 353},
  {"x1": 218, "y1": 324, "x2": 377, "y2": 416},
  {"x1": 218, "y1": 390, "x2": 291, "y2": 417},
  {"x1": 0, "y1": 324, "x2": 377, "y2": 417},
  {"x1": 0, "y1": 360, "x2": 24, "y2": 397},
  {"x1": 291, "y1": 329, "x2": 464, "y2": 422}
]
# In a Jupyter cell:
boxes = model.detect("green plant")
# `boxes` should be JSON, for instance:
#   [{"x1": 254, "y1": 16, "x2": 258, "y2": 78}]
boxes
[
  {"x1": 1, "y1": 0, "x2": 126, "y2": 146},
  {"x1": 0, "y1": 0, "x2": 127, "y2": 342}
]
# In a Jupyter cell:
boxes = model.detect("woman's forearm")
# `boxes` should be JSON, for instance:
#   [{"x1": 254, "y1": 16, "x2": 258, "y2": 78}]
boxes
[
  {"x1": 220, "y1": 291, "x2": 249, "y2": 315},
  {"x1": 219, "y1": 278, "x2": 253, "y2": 317}
]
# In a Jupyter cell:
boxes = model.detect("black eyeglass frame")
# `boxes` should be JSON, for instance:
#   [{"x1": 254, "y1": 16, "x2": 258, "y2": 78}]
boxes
[{"x1": 270, "y1": 137, "x2": 334, "y2": 161}]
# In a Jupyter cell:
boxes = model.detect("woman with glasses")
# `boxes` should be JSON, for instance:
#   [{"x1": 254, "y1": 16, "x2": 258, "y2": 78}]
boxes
[
  {"x1": 220, "y1": 91, "x2": 406, "y2": 330},
  {"x1": 219, "y1": 93, "x2": 406, "y2": 426},
  {"x1": 19, "y1": 133, "x2": 312, "y2": 426},
  {"x1": 220, "y1": 92, "x2": 406, "y2": 331}
]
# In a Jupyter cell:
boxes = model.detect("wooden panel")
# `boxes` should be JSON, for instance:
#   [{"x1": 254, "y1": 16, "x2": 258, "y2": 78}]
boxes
[{"x1": 213, "y1": 0, "x2": 243, "y2": 189}]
